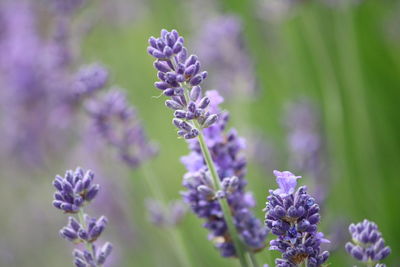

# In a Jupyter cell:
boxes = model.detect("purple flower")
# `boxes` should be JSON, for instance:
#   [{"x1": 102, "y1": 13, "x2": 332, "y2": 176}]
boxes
[
  {"x1": 273, "y1": 170, "x2": 301, "y2": 196},
  {"x1": 73, "y1": 64, "x2": 109, "y2": 100},
  {"x1": 345, "y1": 219, "x2": 391, "y2": 264},
  {"x1": 284, "y1": 100, "x2": 329, "y2": 205},
  {"x1": 265, "y1": 171, "x2": 329, "y2": 266},
  {"x1": 60, "y1": 215, "x2": 108, "y2": 243},
  {"x1": 0, "y1": 1, "x2": 104, "y2": 167},
  {"x1": 0, "y1": 1, "x2": 65, "y2": 165},
  {"x1": 52, "y1": 167, "x2": 113, "y2": 267},
  {"x1": 86, "y1": 90, "x2": 158, "y2": 168},
  {"x1": 52, "y1": 167, "x2": 99, "y2": 213},
  {"x1": 147, "y1": 29, "x2": 218, "y2": 139},
  {"x1": 181, "y1": 91, "x2": 267, "y2": 257},
  {"x1": 194, "y1": 15, "x2": 257, "y2": 98}
]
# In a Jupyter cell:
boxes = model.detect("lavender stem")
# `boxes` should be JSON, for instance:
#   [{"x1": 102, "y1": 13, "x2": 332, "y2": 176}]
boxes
[
  {"x1": 78, "y1": 209, "x2": 97, "y2": 267},
  {"x1": 248, "y1": 251, "x2": 259, "y2": 267},
  {"x1": 193, "y1": 120, "x2": 250, "y2": 267},
  {"x1": 140, "y1": 163, "x2": 192, "y2": 267}
]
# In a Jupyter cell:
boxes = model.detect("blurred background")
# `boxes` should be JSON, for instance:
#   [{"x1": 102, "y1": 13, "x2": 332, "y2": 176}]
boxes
[{"x1": 0, "y1": 0, "x2": 399, "y2": 266}]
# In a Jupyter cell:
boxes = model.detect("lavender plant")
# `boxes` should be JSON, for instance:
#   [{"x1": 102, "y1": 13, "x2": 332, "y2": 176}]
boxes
[
  {"x1": 284, "y1": 100, "x2": 329, "y2": 205},
  {"x1": 86, "y1": 88, "x2": 192, "y2": 266},
  {"x1": 147, "y1": 29, "x2": 267, "y2": 267},
  {"x1": 181, "y1": 90, "x2": 267, "y2": 257},
  {"x1": 345, "y1": 219, "x2": 391, "y2": 267},
  {"x1": 0, "y1": 0, "x2": 107, "y2": 167},
  {"x1": 264, "y1": 170, "x2": 330, "y2": 267},
  {"x1": 73, "y1": 64, "x2": 109, "y2": 100},
  {"x1": 52, "y1": 167, "x2": 113, "y2": 267},
  {"x1": 86, "y1": 89, "x2": 158, "y2": 168}
]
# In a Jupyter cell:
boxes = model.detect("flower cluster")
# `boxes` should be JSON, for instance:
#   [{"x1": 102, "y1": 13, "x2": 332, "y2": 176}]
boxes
[
  {"x1": 181, "y1": 90, "x2": 267, "y2": 257},
  {"x1": 0, "y1": 1, "x2": 70, "y2": 165},
  {"x1": 345, "y1": 219, "x2": 391, "y2": 266},
  {"x1": 53, "y1": 168, "x2": 99, "y2": 213},
  {"x1": 147, "y1": 29, "x2": 218, "y2": 139},
  {"x1": 86, "y1": 90, "x2": 158, "y2": 168},
  {"x1": 52, "y1": 167, "x2": 113, "y2": 267},
  {"x1": 72, "y1": 64, "x2": 109, "y2": 100},
  {"x1": 264, "y1": 170, "x2": 329, "y2": 266},
  {"x1": 0, "y1": 1, "x2": 108, "y2": 167}
]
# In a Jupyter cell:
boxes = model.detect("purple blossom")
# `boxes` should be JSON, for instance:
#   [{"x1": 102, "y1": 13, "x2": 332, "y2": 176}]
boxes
[
  {"x1": 345, "y1": 219, "x2": 391, "y2": 264},
  {"x1": 194, "y1": 15, "x2": 257, "y2": 98},
  {"x1": 52, "y1": 167, "x2": 99, "y2": 213},
  {"x1": 147, "y1": 29, "x2": 218, "y2": 139},
  {"x1": 181, "y1": 91, "x2": 267, "y2": 257},
  {"x1": 52, "y1": 167, "x2": 113, "y2": 267},
  {"x1": 273, "y1": 170, "x2": 301, "y2": 196},
  {"x1": 0, "y1": 1, "x2": 102, "y2": 167},
  {"x1": 86, "y1": 90, "x2": 158, "y2": 168},
  {"x1": 0, "y1": 1, "x2": 61, "y2": 165},
  {"x1": 264, "y1": 170, "x2": 329, "y2": 266},
  {"x1": 73, "y1": 64, "x2": 109, "y2": 100},
  {"x1": 284, "y1": 100, "x2": 329, "y2": 205}
]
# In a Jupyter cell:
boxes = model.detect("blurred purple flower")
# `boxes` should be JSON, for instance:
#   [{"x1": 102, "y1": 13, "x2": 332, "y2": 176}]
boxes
[
  {"x1": 284, "y1": 99, "x2": 330, "y2": 204},
  {"x1": 73, "y1": 63, "x2": 109, "y2": 100},
  {"x1": 194, "y1": 15, "x2": 257, "y2": 98},
  {"x1": 86, "y1": 90, "x2": 158, "y2": 168},
  {"x1": 345, "y1": 219, "x2": 391, "y2": 264},
  {"x1": 0, "y1": 1, "x2": 104, "y2": 167}
]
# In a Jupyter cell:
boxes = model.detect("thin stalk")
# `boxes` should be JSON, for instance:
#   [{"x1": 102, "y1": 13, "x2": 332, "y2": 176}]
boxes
[
  {"x1": 78, "y1": 209, "x2": 97, "y2": 266},
  {"x1": 193, "y1": 120, "x2": 250, "y2": 267},
  {"x1": 247, "y1": 251, "x2": 260, "y2": 267},
  {"x1": 140, "y1": 163, "x2": 193, "y2": 267}
]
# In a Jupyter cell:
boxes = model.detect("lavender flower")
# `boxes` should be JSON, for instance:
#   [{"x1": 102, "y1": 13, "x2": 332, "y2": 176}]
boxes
[
  {"x1": 284, "y1": 100, "x2": 329, "y2": 205},
  {"x1": 146, "y1": 199, "x2": 187, "y2": 227},
  {"x1": 194, "y1": 15, "x2": 257, "y2": 98},
  {"x1": 52, "y1": 168, "x2": 99, "y2": 213},
  {"x1": 264, "y1": 170, "x2": 329, "y2": 266},
  {"x1": 181, "y1": 91, "x2": 267, "y2": 257},
  {"x1": 52, "y1": 167, "x2": 113, "y2": 267},
  {"x1": 148, "y1": 30, "x2": 267, "y2": 259},
  {"x1": 86, "y1": 90, "x2": 158, "y2": 168},
  {"x1": 0, "y1": 1, "x2": 59, "y2": 165},
  {"x1": 345, "y1": 219, "x2": 391, "y2": 265},
  {"x1": 147, "y1": 29, "x2": 218, "y2": 139},
  {"x1": 0, "y1": 1, "x2": 102, "y2": 167},
  {"x1": 73, "y1": 64, "x2": 109, "y2": 100}
]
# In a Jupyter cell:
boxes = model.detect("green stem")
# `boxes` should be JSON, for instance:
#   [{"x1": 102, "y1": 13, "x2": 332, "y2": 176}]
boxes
[
  {"x1": 78, "y1": 209, "x2": 97, "y2": 266},
  {"x1": 193, "y1": 120, "x2": 249, "y2": 267},
  {"x1": 140, "y1": 163, "x2": 193, "y2": 267},
  {"x1": 247, "y1": 251, "x2": 259, "y2": 267}
]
